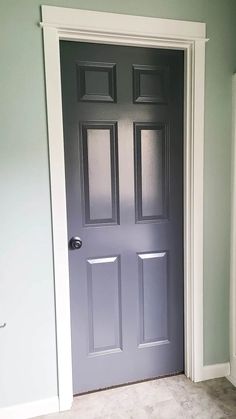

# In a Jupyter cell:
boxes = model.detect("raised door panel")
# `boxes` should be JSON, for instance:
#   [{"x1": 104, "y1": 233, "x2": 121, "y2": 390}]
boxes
[
  {"x1": 138, "y1": 252, "x2": 169, "y2": 347},
  {"x1": 81, "y1": 122, "x2": 119, "y2": 226},
  {"x1": 87, "y1": 256, "x2": 122, "y2": 355},
  {"x1": 134, "y1": 123, "x2": 169, "y2": 223},
  {"x1": 77, "y1": 61, "x2": 117, "y2": 102},
  {"x1": 133, "y1": 64, "x2": 169, "y2": 104}
]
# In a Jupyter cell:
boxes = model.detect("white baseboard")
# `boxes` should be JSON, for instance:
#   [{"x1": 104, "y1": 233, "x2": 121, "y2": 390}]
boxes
[
  {"x1": 201, "y1": 362, "x2": 230, "y2": 381},
  {"x1": 0, "y1": 396, "x2": 59, "y2": 419},
  {"x1": 0, "y1": 363, "x2": 231, "y2": 419},
  {"x1": 227, "y1": 374, "x2": 236, "y2": 387},
  {"x1": 227, "y1": 358, "x2": 236, "y2": 387}
]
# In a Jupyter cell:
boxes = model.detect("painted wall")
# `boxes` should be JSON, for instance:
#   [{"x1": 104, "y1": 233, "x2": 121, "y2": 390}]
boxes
[{"x1": 1, "y1": 0, "x2": 236, "y2": 408}]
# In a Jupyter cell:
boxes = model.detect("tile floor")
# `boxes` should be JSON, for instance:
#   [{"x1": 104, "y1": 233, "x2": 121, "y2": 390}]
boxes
[{"x1": 37, "y1": 375, "x2": 236, "y2": 419}]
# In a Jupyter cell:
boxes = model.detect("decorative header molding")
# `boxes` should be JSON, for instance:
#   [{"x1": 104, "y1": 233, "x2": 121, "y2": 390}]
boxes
[{"x1": 40, "y1": 6, "x2": 207, "y2": 42}]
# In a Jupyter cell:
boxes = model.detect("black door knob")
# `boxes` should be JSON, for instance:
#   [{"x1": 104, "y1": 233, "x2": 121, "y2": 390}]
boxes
[{"x1": 69, "y1": 236, "x2": 82, "y2": 250}]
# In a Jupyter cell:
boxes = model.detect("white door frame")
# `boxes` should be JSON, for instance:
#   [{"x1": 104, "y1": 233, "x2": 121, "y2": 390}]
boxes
[
  {"x1": 229, "y1": 74, "x2": 236, "y2": 387},
  {"x1": 41, "y1": 6, "x2": 207, "y2": 411}
]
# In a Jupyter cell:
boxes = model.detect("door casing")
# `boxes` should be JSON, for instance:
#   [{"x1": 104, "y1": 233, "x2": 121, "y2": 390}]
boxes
[{"x1": 41, "y1": 6, "x2": 207, "y2": 412}]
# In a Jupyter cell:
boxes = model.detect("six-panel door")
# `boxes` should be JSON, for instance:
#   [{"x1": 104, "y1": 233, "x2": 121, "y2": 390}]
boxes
[{"x1": 60, "y1": 41, "x2": 184, "y2": 394}]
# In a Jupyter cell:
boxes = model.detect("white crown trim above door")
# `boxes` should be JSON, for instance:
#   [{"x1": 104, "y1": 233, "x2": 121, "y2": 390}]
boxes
[{"x1": 40, "y1": 6, "x2": 207, "y2": 412}]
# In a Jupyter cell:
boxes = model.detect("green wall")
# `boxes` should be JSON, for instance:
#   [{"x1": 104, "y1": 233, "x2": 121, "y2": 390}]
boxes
[{"x1": 1, "y1": 0, "x2": 236, "y2": 408}]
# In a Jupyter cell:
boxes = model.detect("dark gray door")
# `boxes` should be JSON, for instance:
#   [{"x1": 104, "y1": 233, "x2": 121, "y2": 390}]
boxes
[{"x1": 60, "y1": 41, "x2": 184, "y2": 395}]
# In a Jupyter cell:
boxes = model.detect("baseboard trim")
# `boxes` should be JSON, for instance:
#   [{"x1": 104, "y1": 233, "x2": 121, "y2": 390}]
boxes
[
  {"x1": 0, "y1": 363, "x2": 231, "y2": 419},
  {"x1": 0, "y1": 396, "x2": 59, "y2": 419},
  {"x1": 227, "y1": 374, "x2": 236, "y2": 387},
  {"x1": 201, "y1": 362, "x2": 230, "y2": 381}
]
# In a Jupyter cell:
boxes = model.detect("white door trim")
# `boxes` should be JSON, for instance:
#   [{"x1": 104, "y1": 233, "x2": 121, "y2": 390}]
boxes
[
  {"x1": 41, "y1": 6, "x2": 207, "y2": 411},
  {"x1": 229, "y1": 74, "x2": 236, "y2": 386}
]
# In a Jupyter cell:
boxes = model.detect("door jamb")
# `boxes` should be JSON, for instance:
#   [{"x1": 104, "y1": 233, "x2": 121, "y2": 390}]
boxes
[{"x1": 40, "y1": 6, "x2": 207, "y2": 411}]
